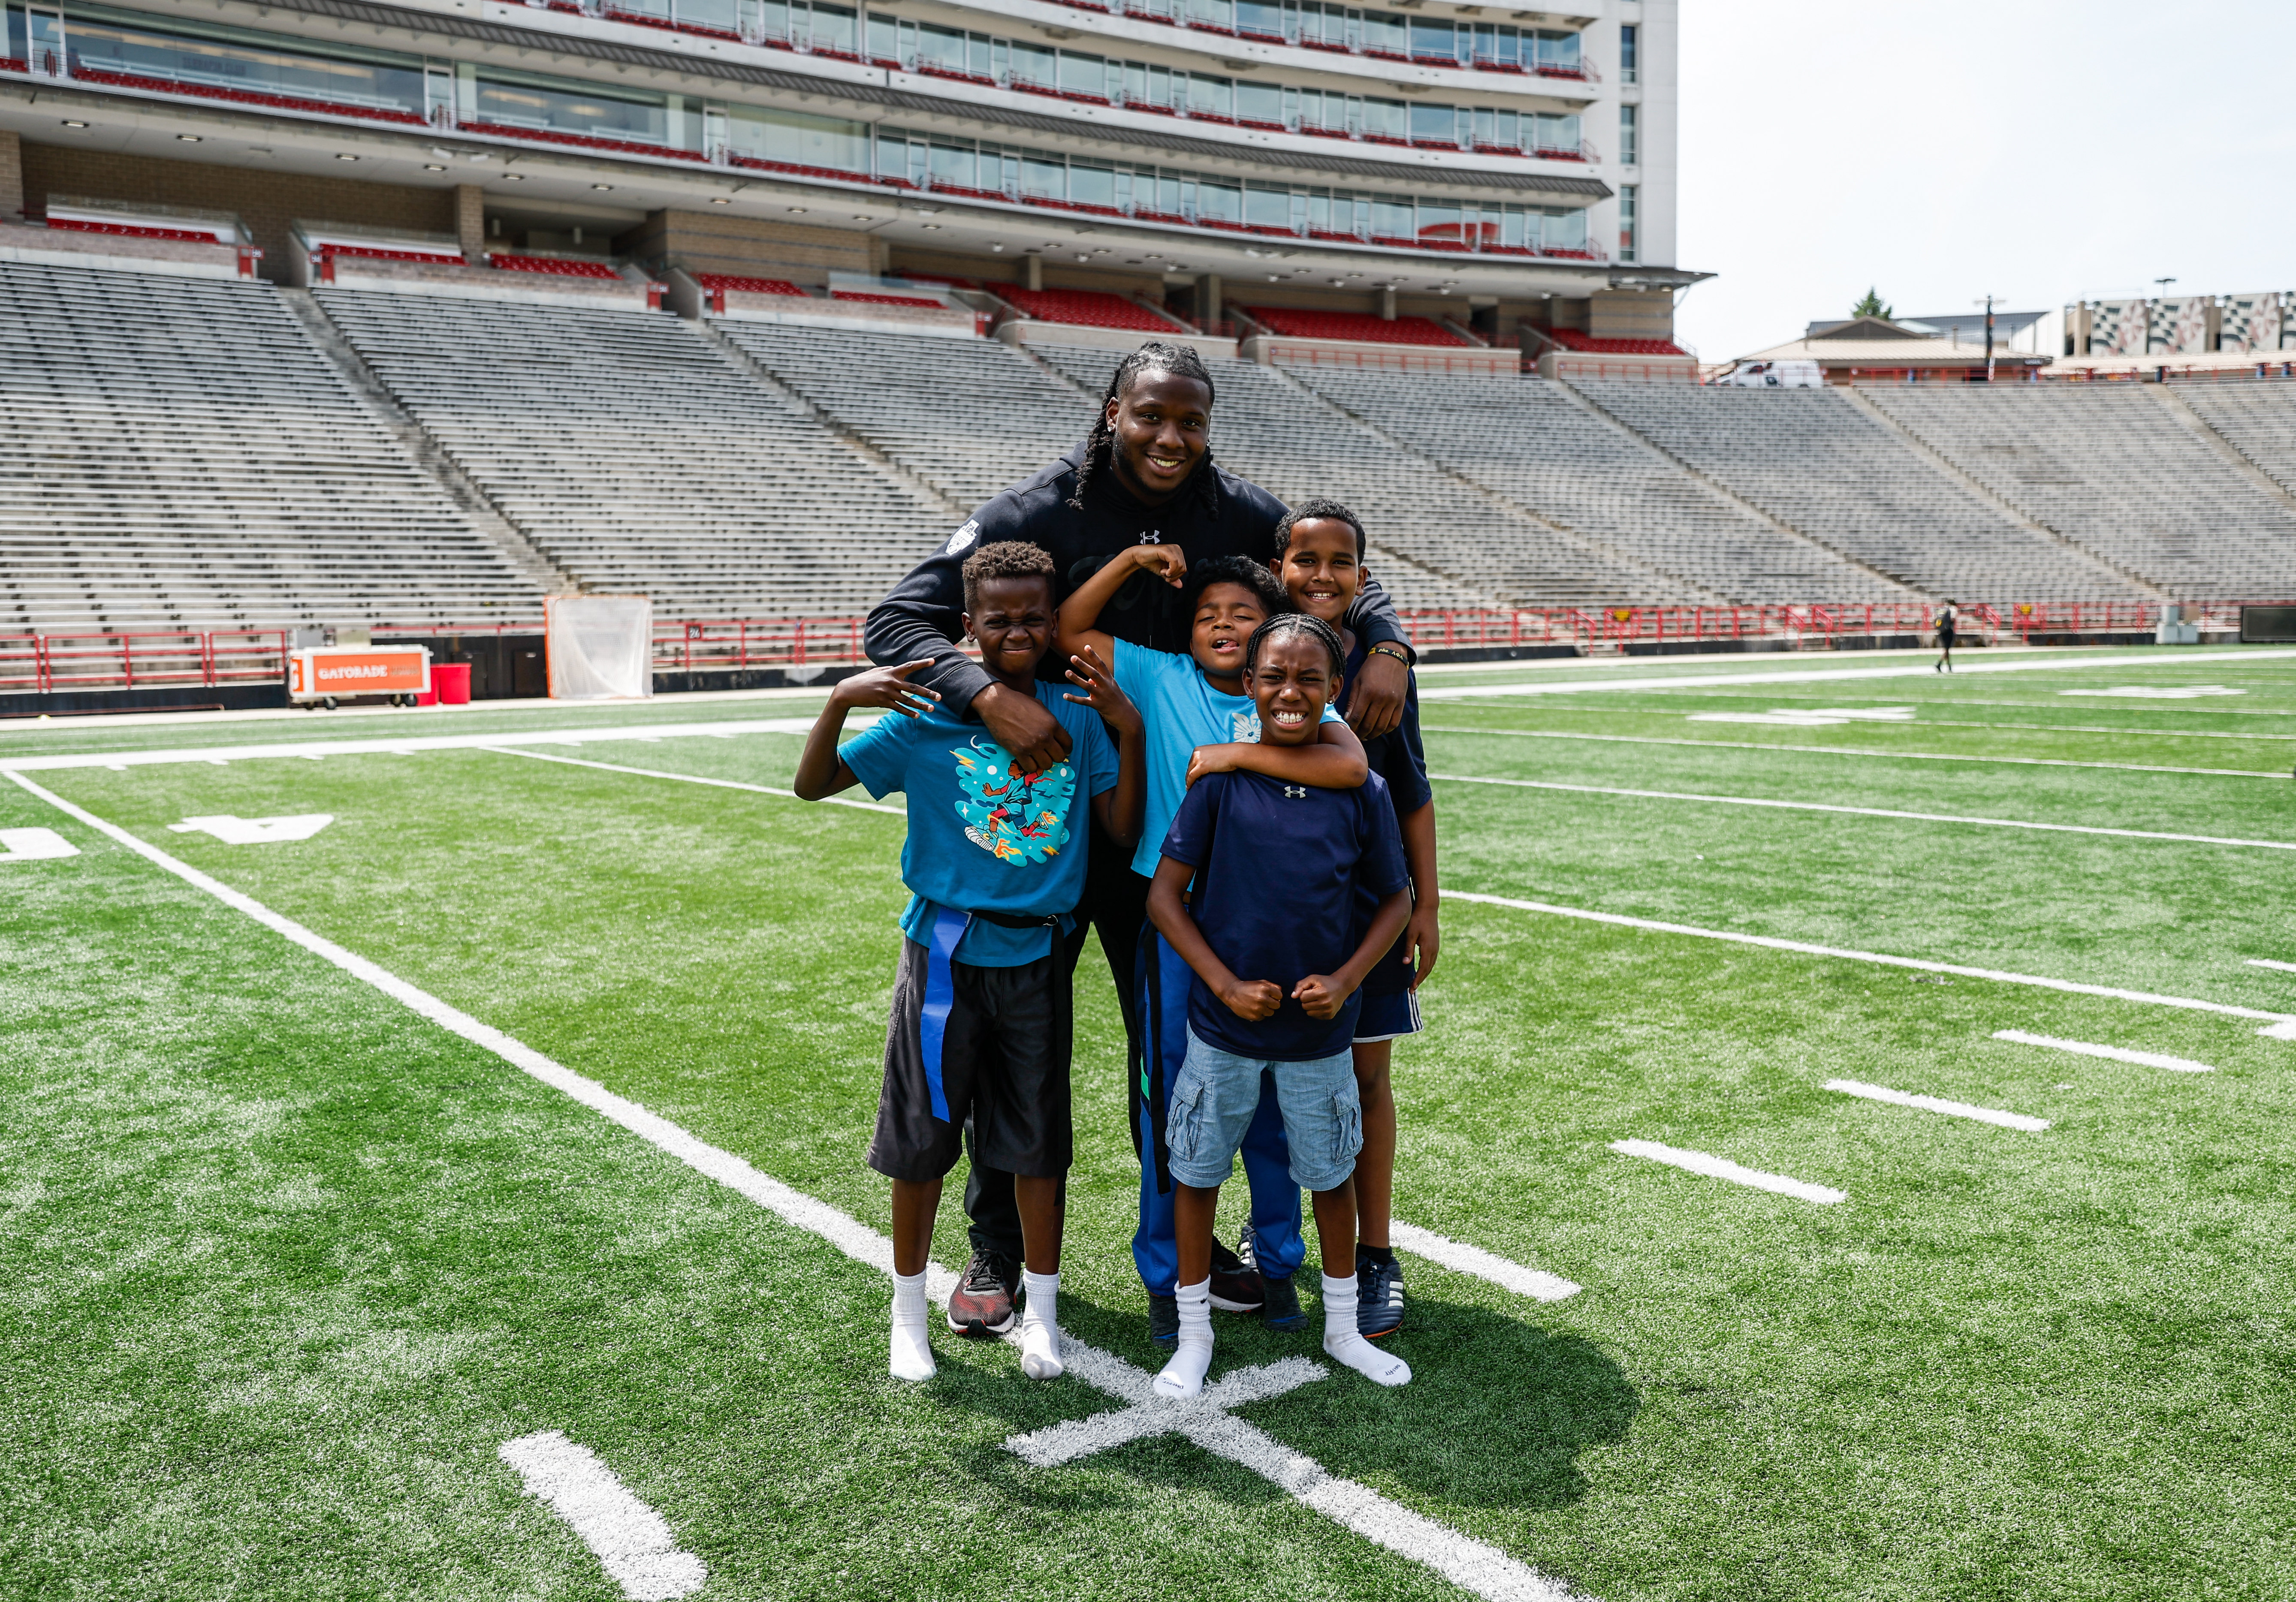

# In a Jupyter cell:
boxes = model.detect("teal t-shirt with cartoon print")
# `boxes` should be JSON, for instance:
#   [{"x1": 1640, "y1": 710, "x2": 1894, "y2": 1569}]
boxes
[{"x1": 838, "y1": 678, "x2": 1119, "y2": 966}]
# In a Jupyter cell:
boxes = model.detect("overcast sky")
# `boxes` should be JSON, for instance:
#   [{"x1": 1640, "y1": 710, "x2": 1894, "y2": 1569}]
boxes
[{"x1": 1672, "y1": 0, "x2": 2296, "y2": 361}]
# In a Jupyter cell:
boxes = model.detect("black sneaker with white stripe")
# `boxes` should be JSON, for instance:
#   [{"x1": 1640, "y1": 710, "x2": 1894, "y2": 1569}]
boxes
[{"x1": 1357, "y1": 1246, "x2": 1405, "y2": 1338}]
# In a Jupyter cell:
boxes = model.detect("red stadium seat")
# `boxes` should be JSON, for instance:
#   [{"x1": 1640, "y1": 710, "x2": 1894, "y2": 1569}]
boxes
[
  {"x1": 490, "y1": 255, "x2": 623, "y2": 280},
  {"x1": 1540, "y1": 330, "x2": 1688, "y2": 356},
  {"x1": 1241, "y1": 307, "x2": 1469, "y2": 347},
  {"x1": 999, "y1": 287, "x2": 1178, "y2": 332}
]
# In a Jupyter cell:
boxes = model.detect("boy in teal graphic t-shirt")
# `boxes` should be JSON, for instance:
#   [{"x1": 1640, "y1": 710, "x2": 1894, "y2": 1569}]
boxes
[{"x1": 795, "y1": 542, "x2": 1143, "y2": 1386}]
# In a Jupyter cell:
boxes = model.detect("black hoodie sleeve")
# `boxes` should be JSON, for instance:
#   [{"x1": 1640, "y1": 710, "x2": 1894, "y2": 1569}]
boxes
[
  {"x1": 1349, "y1": 572, "x2": 1414, "y2": 660},
  {"x1": 861, "y1": 530, "x2": 996, "y2": 716}
]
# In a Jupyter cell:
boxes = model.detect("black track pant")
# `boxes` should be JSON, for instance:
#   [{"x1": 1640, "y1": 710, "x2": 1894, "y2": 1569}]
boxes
[{"x1": 963, "y1": 813, "x2": 1147, "y2": 1259}]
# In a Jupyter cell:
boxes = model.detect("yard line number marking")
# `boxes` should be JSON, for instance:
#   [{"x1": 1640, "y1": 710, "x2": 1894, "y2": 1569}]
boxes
[
  {"x1": 1429, "y1": 772, "x2": 2296, "y2": 852},
  {"x1": 1441, "y1": 887, "x2": 2296, "y2": 1039},
  {"x1": 1823, "y1": 1080, "x2": 2049, "y2": 1132},
  {"x1": 497, "y1": 1431, "x2": 706, "y2": 1602},
  {"x1": 1609, "y1": 1140, "x2": 1846, "y2": 1205},
  {"x1": 1991, "y1": 1030, "x2": 2216, "y2": 1074},
  {"x1": 7, "y1": 771, "x2": 1588, "y2": 1602}
]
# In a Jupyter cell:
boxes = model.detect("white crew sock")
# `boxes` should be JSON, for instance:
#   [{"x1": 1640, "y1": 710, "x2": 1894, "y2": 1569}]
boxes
[
  {"x1": 1153, "y1": 1278, "x2": 1215, "y2": 1399},
  {"x1": 1020, "y1": 1270, "x2": 1064, "y2": 1380},
  {"x1": 1321, "y1": 1271, "x2": 1410, "y2": 1387},
  {"x1": 890, "y1": 1271, "x2": 934, "y2": 1382}
]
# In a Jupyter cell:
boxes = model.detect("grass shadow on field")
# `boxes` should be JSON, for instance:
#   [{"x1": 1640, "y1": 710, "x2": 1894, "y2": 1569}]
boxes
[{"x1": 932, "y1": 1292, "x2": 1638, "y2": 1520}]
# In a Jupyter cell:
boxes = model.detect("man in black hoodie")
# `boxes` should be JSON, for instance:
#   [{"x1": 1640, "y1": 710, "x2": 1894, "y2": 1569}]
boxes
[{"x1": 863, "y1": 341, "x2": 1415, "y2": 1337}]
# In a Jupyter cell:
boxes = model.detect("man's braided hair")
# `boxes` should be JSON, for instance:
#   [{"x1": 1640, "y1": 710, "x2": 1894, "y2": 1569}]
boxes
[{"x1": 1068, "y1": 341, "x2": 1220, "y2": 515}]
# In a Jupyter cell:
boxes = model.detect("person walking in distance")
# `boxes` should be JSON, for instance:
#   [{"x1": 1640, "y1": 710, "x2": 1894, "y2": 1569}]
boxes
[{"x1": 1934, "y1": 599, "x2": 1959, "y2": 672}]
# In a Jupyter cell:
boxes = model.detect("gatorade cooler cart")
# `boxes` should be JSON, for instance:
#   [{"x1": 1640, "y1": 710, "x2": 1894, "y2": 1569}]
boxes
[{"x1": 287, "y1": 643, "x2": 431, "y2": 709}]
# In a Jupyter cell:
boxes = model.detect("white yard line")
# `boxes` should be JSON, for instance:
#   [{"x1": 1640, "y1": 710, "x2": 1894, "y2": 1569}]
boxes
[
  {"x1": 1414, "y1": 648, "x2": 2296, "y2": 703},
  {"x1": 0, "y1": 716, "x2": 849, "y2": 774},
  {"x1": 1990, "y1": 1030, "x2": 2216, "y2": 1074},
  {"x1": 1388, "y1": 1222, "x2": 1581, "y2": 1302},
  {"x1": 1822, "y1": 1080, "x2": 2050, "y2": 1132},
  {"x1": 1608, "y1": 1140, "x2": 1845, "y2": 1205},
  {"x1": 1421, "y1": 725, "x2": 2281, "y2": 780},
  {"x1": 1439, "y1": 888, "x2": 2296, "y2": 1037},
  {"x1": 479, "y1": 745, "x2": 905, "y2": 816},
  {"x1": 9, "y1": 771, "x2": 1586, "y2": 1602},
  {"x1": 2247, "y1": 958, "x2": 2296, "y2": 976},
  {"x1": 496, "y1": 1432, "x2": 707, "y2": 1602},
  {"x1": 1429, "y1": 772, "x2": 2296, "y2": 852}
]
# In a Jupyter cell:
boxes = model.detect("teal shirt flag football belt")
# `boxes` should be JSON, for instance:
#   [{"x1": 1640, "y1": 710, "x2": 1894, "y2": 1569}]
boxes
[{"x1": 916, "y1": 903, "x2": 1067, "y2": 1121}]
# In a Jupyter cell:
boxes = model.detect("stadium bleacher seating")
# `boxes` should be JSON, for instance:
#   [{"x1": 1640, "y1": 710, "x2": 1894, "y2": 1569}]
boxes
[
  {"x1": 1028, "y1": 341, "x2": 1659, "y2": 606},
  {"x1": 1292, "y1": 364, "x2": 1903, "y2": 601},
  {"x1": 313, "y1": 289, "x2": 950, "y2": 618},
  {"x1": 2174, "y1": 383, "x2": 2296, "y2": 501},
  {"x1": 1242, "y1": 307, "x2": 1470, "y2": 348},
  {"x1": 721, "y1": 322, "x2": 1093, "y2": 512},
  {"x1": 1861, "y1": 384, "x2": 2296, "y2": 597},
  {"x1": 0, "y1": 259, "x2": 543, "y2": 635},
  {"x1": 998, "y1": 287, "x2": 1182, "y2": 332},
  {"x1": 1568, "y1": 379, "x2": 2147, "y2": 601},
  {"x1": 829, "y1": 290, "x2": 945, "y2": 307}
]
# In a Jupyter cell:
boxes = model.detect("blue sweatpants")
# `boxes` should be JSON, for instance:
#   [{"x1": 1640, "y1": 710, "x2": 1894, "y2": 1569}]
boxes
[{"x1": 1131, "y1": 921, "x2": 1306, "y2": 1297}]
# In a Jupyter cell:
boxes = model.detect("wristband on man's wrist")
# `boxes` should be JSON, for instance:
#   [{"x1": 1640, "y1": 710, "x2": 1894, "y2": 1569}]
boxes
[{"x1": 1369, "y1": 642, "x2": 1412, "y2": 665}]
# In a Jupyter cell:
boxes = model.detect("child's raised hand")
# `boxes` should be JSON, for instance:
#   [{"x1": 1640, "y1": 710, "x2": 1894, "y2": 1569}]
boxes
[
  {"x1": 1291, "y1": 973, "x2": 1354, "y2": 1019},
  {"x1": 1131, "y1": 542, "x2": 1188, "y2": 585},
  {"x1": 830, "y1": 659, "x2": 941, "y2": 718},
  {"x1": 1219, "y1": 978, "x2": 1283, "y2": 1022},
  {"x1": 1062, "y1": 644, "x2": 1141, "y2": 736}
]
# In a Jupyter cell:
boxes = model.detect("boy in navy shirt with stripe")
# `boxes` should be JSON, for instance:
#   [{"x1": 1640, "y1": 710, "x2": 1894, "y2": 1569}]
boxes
[
  {"x1": 795, "y1": 543, "x2": 1144, "y2": 1384},
  {"x1": 1145, "y1": 613, "x2": 1414, "y2": 1397}
]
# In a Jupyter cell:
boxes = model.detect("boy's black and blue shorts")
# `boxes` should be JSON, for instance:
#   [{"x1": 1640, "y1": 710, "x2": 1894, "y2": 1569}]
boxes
[
  {"x1": 1353, "y1": 925, "x2": 1424, "y2": 1045},
  {"x1": 866, "y1": 936, "x2": 1073, "y2": 1183}
]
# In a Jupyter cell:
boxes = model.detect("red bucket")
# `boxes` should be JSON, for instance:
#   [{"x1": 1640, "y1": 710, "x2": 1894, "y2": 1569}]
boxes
[{"x1": 432, "y1": 662, "x2": 473, "y2": 705}]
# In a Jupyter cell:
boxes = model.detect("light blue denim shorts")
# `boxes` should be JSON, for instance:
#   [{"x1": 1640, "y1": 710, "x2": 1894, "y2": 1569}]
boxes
[{"x1": 1166, "y1": 1026, "x2": 1363, "y2": 1193}]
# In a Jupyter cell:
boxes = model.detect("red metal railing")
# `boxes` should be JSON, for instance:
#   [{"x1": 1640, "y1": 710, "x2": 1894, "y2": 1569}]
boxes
[{"x1": 14, "y1": 602, "x2": 2281, "y2": 700}]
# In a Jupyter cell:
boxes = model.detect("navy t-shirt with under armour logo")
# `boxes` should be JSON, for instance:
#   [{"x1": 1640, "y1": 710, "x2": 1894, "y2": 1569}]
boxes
[{"x1": 1158, "y1": 768, "x2": 1409, "y2": 1062}]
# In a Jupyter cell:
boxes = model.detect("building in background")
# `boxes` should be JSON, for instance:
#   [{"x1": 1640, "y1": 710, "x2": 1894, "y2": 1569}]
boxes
[
  {"x1": 0, "y1": 0, "x2": 1700, "y2": 352},
  {"x1": 2060, "y1": 291, "x2": 2296, "y2": 378}
]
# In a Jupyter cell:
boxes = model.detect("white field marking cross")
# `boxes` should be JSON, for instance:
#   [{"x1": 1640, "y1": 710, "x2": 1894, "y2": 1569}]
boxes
[
  {"x1": 167, "y1": 814, "x2": 334, "y2": 844},
  {"x1": 1005, "y1": 1355, "x2": 1328, "y2": 1467}
]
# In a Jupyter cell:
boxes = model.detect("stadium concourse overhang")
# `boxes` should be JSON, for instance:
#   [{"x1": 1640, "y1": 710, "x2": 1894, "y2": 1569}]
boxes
[{"x1": 0, "y1": 0, "x2": 1707, "y2": 343}]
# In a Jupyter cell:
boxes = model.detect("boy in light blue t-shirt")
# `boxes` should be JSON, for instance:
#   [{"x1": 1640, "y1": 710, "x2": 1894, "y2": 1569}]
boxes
[
  {"x1": 796, "y1": 542, "x2": 1143, "y2": 1385},
  {"x1": 1056, "y1": 546, "x2": 1367, "y2": 1343}
]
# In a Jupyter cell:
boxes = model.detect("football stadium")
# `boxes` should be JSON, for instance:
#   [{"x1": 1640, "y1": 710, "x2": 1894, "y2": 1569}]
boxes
[{"x1": 6, "y1": 1, "x2": 2296, "y2": 1598}]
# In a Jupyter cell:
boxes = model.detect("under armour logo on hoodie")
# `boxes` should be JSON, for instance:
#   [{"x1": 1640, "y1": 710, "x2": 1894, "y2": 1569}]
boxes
[{"x1": 1284, "y1": 786, "x2": 1307, "y2": 798}]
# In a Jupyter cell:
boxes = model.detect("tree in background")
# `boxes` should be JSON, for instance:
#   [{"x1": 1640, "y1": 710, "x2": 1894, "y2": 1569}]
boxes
[{"x1": 1853, "y1": 288, "x2": 1894, "y2": 319}]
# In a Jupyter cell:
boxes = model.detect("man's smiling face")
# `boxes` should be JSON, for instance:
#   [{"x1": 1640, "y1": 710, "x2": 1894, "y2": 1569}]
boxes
[{"x1": 1106, "y1": 370, "x2": 1212, "y2": 505}]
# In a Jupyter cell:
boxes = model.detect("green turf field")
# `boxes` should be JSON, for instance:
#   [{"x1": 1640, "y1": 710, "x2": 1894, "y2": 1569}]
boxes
[{"x1": 5, "y1": 644, "x2": 2295, "y2": 1602}]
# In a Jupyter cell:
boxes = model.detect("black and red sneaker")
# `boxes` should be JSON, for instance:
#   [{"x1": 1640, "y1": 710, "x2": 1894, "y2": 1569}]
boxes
[
  {"x1": 1209, "y1": 1236, "x2": 1264, "y2": 1313},
  {"x1": 946, "y1": 1249, "x2": 1019, "y2": 1338}
]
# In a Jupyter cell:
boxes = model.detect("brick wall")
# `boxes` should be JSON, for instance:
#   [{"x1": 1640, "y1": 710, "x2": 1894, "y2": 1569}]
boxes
[
  {"x1": 1589, "y1": 289, "x2": 1675, "y2": 340},
  {"x1": 0, "y1": 130, "x2": 22, "y2": 223},
  {"x1": 17, "y1": 142, "x2": 453, "y2": 280}
]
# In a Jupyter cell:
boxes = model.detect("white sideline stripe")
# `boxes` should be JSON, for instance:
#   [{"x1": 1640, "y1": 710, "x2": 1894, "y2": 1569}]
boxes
[
  {"x1": 1991, "y1": 1029, "x2": 2215, "y2": 1074},
  {"x1": 479, "y1": 745, "x2": 906, "y2": 816},
  {"x1": 1822, "y1": 1079, "x2": 2049, "y2": 1132},
  {"x1": 1440, "y1": 887, "x2": 2296, "y2": 1033},
  {"x1": 1388, "y1": 1221, "x2": 1581, "y2": 1302},
  {"x1": 0, "y1": 716, "x2": 853, "y2": 774},
  {"x1": 7, "y1": 771, "x2": 1584, "y2": 1602},
  {"x1": 1609, "y1": 1139, "x2": 1845, "y2": 1205},
  {"x1": 497, "y1": 1431, "x2": 706, "y2": 1601},
  {"x1": 1415, "y1": 648, "x2": 2296, "y2": 702},
  {"x1": 2248, "y1": 958, "x2": 2296, "y2": 975},
  {"x1": 1421, "y1": 724, "x2": 2280, "y2": 780},
  {"x1": 1428, "y1": 772, "x2": 2296, "y2": 852}
]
